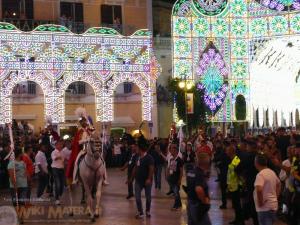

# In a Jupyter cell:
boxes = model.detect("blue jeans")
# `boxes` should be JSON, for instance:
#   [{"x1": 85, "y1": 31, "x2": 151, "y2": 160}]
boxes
[
  {"x1": 52, "y1": 168, "x2": 65, "y2": 200},
  {"x1": 10, "y1": 187, "x2": 27, "y2": 206},
  {"x1": 135, "y1": 182, "x2": 152, "y2": 214},
  {"x1": 154, "y1": 165, "x2": 162, "y2": 189},
  {"x1": 257, "y1": 210, "x2": 276, "y2": 225},
  {"x1": 37, "y1": 172, "x2": 49, "y2": 198},
  {"x1": 187, "y1": 200, "x2": 211, "y2": 225},
  {"x1": 169, "y1": 182, "x2": 182, "y2": 208}
]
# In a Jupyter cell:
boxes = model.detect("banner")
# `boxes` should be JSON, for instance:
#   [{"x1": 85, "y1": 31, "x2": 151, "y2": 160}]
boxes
[{"x1": 186, "y1": 93, "x2": 194, "y2": 114}]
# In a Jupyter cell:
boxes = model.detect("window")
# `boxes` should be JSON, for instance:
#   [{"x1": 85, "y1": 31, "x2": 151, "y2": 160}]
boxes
[
  {"x1": 123, "y1": 82, "x2": 133, "y2": 94},
  {"x1": 27, "y1": 81, "x2": 36, "y2": 94},
  {"x1": 60, "y1": 2, "x2": 83, "y2": 22},
  {"x1": 101, "y1": 5, "x2": 122, "y2": 25},
  {"x1": 12, "y1": 81, "x2": 36, "y2": 95},
  {"x1": 2, "y1": 0, "x2": 33, "y2": 19},
  {"x1": 67, "y1": 82, "x2": 86, "y2": 94}
]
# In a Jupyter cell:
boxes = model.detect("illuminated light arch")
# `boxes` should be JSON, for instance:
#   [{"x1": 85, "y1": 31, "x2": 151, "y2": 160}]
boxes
[
  {"x1": 172, "y1": 0, "x2": 300, "y2": 126},
  {"x1": 0, "y1": 70, "x2": 52, "y2": 123},
  {"x1": 104, "y1": 73, "x2": 152, "y2": 122},
  {"x1": 0, "y1": 23, "x2": 160, "y2": 125},
  {"x1": 57, "y1": 71, "x2": 103, "y2": 122}
]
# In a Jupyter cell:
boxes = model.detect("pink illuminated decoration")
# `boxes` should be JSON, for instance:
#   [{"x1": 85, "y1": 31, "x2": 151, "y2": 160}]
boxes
[{"x1": 196, "y1": 43, "x2": 228, "y2": 112}]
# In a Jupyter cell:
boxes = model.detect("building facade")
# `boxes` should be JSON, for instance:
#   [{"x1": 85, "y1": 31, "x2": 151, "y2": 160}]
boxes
[
  {"x1": 0, "y1": 0, "x2": 160, "y2": 138},
  {"x1": 153, "y1": 0, "x2": 174, "y2": 137}
]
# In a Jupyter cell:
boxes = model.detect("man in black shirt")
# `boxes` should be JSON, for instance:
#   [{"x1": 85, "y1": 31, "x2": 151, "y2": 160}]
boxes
[
  {"x1": 186, "y1": 151, "x2": 211, "y2": 225},
  {"x1": 237, "y1": 140, "x2": 258, "y2": 225},
  {"x1": 121, "y1": 142, "x2": 139, "y2": 199},
  {"x1": 167, "y1": 143, "x2": 183, "y2": 210},
  {"x1": 149, "y1": 143, "x2": 164, "y2": 190},
  {"x1": 214, "y1": 142, "x2": 230, "y2": 209},
  {"x1": 130, "y1": 137, "x2": 154, "y2": 219}
]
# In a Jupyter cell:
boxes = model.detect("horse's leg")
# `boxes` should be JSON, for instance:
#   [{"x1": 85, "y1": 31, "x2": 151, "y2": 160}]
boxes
[
  {"x1": 80, "y1": 184, "x2": 86, "y2": 204},
  {"x1": 95, "y1": 177, "x2": 103, "y2": 218},
  {"x1": 68, "y1": 185, "x2": 74, "y2": 216},
  {"x1": 83, "y1": 182, "x2": 94, "y2": 222}
]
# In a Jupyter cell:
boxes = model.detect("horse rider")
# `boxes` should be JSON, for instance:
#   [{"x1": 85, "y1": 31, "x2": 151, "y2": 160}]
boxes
[
  {"x1": 66, "y1": 116, "x2": 109, "y2": 185},
  {"x1": 66, "y1": 116, "x2": 93, "y2": 185}
]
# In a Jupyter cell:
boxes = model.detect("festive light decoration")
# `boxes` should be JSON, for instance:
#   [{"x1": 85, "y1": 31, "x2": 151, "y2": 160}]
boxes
[
  {"x1": 0, "y1": 23, "x2": 160, "y2": 124},
  {"x1": 172, "y1": 0, "x2": 300, "y2": 124},
  {"x1": 192, "y1": 0, "x2": 228, "y2": 16},
  {"x1": 196, "y1": 44, "x2": 228, "y2": 112}
]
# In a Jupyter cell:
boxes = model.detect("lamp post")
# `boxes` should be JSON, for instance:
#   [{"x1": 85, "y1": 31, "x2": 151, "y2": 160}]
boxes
[{"x1": 178, "y1": 78, "x2": 193, "y2": 137}]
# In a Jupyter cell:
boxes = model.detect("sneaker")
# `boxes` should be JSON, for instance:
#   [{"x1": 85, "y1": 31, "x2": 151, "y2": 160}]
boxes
[
  {"x1": 135, "y1": 213, "x2": 144, "y2": 219},
  {"x1": 103, "y1": 180, "x2": 109, "y2": 186},
  {"x1": 146, "y1": 211, "x2": 151, "y2": 218},
  {"x1": 55, "y1": 200, "x2": 61, "y2": 205}
]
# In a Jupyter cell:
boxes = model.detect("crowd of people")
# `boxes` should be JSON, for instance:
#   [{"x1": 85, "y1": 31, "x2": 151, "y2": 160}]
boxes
[
  {"x1": 1, "y1": 120, "x2": 300, "y2": 225},
  {"x1": 117, "y1": 127, "x2": 300, "y2": 225}
]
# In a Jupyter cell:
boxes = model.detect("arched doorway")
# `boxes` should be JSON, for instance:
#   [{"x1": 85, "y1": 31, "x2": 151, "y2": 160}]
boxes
[
  {"x1": 12, "y1": 81, "x2": 45, "y2": 133},
  {"x1": 112, "y1": 82, "x2": 144, "y2": 138},
  {"x1": 63, "y1": 81, "x2": 96, "y2": 135},
  {"x1": 235, "y1": 95, "x2": 246, "y2": 121}
]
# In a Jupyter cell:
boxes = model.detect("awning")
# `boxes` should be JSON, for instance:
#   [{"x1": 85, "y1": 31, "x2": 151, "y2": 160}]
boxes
[
  {"x1": 112, "y1": 116, "x2": 136, "y2": 127},
  {"x1": 13, "y1": 114, "x2": 36, "y2": 120}
]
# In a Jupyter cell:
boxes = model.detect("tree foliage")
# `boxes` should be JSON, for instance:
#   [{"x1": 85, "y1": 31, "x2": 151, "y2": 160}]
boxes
[{"x1": 168, "y1": 78, "x2": 208, "y2": 132}]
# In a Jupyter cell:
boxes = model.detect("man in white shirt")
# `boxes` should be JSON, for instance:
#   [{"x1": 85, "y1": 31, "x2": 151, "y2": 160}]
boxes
[
  {"x1": 61, "y1": 140, "x2": 71, "y2": 169},
  {"x1": 113, "y1": 140, "x2": 122, "y2": 167},
  {"x1": 51, "y1": 140, "x2": 65, "y2": 205},
  {"x1": 254, "y1": 154, "x2": 281, "y2": 225},
  {"x1": 35, "y1": 145, "x2": 49, "y2": 198}
]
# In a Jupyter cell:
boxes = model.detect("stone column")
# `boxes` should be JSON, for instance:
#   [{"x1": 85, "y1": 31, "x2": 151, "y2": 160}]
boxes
[
  {"x1": 151, "y1": 89, "x2": 158, "y2": 138},
  {"x1": 147, "y1": 0, "x2": 153, "y2": 31}
]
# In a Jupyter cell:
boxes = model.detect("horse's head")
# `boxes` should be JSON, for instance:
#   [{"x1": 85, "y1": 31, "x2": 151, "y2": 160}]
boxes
[{"x1": 84, "y1": 139, "x2": 101, "y2": 160}]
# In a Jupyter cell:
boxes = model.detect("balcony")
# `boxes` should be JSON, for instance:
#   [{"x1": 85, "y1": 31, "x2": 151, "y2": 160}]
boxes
[
  {"x1": 1, "y1": 18, "x2": 137, "y2": 35},
  {"x1": 12, "y1": 81, "x2": 37, "y2": 98}
]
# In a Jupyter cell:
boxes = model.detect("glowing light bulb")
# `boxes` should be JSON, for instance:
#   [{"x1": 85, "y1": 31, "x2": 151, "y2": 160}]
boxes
[
  {"x1": 178, "y1": 81, "x2": 185, "y2": 89},
  {"x1": 186, "y1": 82, "x2": 193, "y2": 90}
]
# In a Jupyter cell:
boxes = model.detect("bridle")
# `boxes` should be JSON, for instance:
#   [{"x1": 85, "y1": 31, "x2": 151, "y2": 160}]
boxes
[{"x1": 83, "y1": 140, "x2": 102, "y2": 171}]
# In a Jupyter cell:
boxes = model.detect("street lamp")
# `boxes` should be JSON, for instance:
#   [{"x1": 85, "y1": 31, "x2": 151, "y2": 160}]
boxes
[{"x1": 178, "y1": 79, "x2": 194, "y2": 136}]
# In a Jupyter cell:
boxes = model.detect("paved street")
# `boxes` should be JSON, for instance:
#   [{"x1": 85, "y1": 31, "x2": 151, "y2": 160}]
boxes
[{"x1": 0, "y1": 168, "x2": 287, "y2": 225}]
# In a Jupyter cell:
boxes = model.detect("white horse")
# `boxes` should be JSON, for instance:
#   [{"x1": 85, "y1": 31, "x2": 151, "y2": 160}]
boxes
[{"x1": 69, "y1": 139, "x2": 106, "y2": 222}]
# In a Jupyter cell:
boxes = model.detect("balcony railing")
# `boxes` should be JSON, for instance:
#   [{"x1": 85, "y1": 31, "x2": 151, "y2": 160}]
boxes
[
  {"x1": 1, "y1": 18, "x2": 137, "y2": 35},
  {"x1": 12, "y1": 81, "x2": 37, "y2": 97}
]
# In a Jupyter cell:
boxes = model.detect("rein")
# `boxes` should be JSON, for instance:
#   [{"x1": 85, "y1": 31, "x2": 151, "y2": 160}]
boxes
[{"x1": 83, "y1": 141, "x2": 103, "y2": 172}]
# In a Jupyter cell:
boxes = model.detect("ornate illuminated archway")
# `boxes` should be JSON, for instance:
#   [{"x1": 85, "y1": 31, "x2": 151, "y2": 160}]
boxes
[
  {"x1": 57, "y1": 71, "x2": 103, "y2": 122},
  {"x1": 0, "y1": 70, "x2": 52, "y2": 123},
  {"x1": 172, "y1": 0, "x2": 300, "y2": 127},
  {"x1": 104, "y1": 72, "x2": 152, "y2": 122},
  {"x1": 0, "y1": 23, "x2": 160, "y2": 124}
]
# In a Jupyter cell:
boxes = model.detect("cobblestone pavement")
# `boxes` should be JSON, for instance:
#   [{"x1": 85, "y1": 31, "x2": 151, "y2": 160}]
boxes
[{"x1": 0, "y1": 168, "x2": 287, "y2": 225}]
